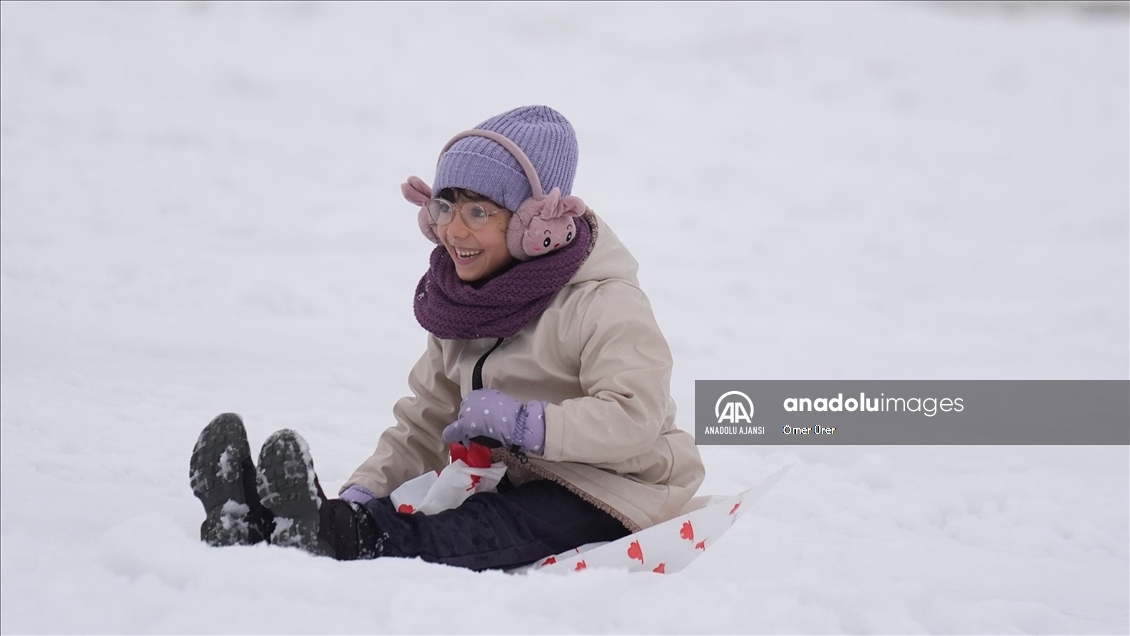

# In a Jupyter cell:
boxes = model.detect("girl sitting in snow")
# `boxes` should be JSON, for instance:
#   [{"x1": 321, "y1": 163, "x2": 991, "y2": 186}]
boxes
[{"x1": 189, "y1": 105, "x2": 705, "y2": 570}]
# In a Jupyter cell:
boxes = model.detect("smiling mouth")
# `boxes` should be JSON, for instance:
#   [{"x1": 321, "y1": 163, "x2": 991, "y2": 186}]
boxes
[{"x1": 452, "y1": 248, "x2": 483, "y2": 263}]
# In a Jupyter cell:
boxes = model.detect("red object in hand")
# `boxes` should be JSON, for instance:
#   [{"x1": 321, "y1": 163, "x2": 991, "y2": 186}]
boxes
[{"x1": 450, "y1": 441, "x2": 493, "y2": 468}]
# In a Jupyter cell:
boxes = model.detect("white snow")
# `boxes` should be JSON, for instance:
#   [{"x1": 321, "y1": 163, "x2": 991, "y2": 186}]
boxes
[
  {"x1": 218, "y1": 501, "x2": 249, "y2": 532},
  {"x1": 1, "y1": 1, "x2": 1127, "y2": 633},
  {"x1": 270, "y1": 517, "x2": 294, "y2": 544},
  {"x1": 216, "y1": 448, "x2": 235, "y2": 481}
]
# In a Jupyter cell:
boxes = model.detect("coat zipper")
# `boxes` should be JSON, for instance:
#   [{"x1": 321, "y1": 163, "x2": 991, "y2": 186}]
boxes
[
  {"x1": 468, "y1": 337, "x2": 528, "y2": 464},
  {"x1": 471, "y1": 337, "x2": 504, "y2": 391}
]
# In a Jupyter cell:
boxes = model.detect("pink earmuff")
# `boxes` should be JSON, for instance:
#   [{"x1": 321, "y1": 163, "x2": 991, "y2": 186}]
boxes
[
  {"x1": 401, "y1": 129, "x2": 585, "y2": 261},
  {"x1": 402, "y1": 176, "x2": 438, "y2": 244}
]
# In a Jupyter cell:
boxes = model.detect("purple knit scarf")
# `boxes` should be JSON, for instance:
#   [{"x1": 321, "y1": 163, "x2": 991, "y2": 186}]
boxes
[{"x1": 414, "y1": 216, "x2": 592, "y2": 340}]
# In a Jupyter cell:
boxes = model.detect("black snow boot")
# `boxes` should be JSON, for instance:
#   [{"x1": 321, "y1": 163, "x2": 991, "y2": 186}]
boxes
[
  {"x1": 256, "y1": 429, "x2": 334, "y2": 557},
  {"x1": 189, "y1": 413, "x2": 275, "y2": 546},
  {"x1": 319, "y1": 498, "x2": 385, "y2": 561}
]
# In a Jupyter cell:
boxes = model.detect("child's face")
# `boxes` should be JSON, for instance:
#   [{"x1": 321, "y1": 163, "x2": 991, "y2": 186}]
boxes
[{"x1": 436, "y1": 191, "x2": 515, "y2": 282}]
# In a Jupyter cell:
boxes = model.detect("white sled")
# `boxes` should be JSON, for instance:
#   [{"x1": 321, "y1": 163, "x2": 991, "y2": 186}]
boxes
[{"x1": 519, "y1": 465, "x2": 791, "y2": 575}]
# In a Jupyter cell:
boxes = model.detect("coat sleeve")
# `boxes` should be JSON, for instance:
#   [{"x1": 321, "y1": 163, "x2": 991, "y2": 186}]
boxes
[
  {"x1": 339, "y1": 334, "x2": 460, "y2": 497},
  {"x1": 540, "y1": 281, "x2": 676, "y2": 465}
]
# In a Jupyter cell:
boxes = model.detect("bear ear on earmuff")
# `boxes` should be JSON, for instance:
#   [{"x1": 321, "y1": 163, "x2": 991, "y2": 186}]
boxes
[
  {"x1": 402, "y1": 176, "x2": 432, "y2": 205},
  {"x1": 541, "y1": 188, "x2": 584, "y2": 221},
  {"x1": 402, "y1": 176, "x2": 440, "y2": 244}
]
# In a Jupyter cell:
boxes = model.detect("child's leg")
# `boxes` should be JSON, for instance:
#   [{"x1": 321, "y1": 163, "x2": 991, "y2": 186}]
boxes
[
  {"x1": 256, "y1": 430, "x2": 629, "y2": 569},
  {"x1": 354, "y1": 480, "x2": 630, "y2": 571}
]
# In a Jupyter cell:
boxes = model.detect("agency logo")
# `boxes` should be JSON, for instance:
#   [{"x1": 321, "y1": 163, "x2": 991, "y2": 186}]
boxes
[{"x1": 715, "y1": 390, "x2": 754, "y2": 424}]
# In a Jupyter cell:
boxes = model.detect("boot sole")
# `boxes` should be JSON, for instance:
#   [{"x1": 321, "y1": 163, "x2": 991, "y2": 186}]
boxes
[
  {"x1": 257, "y1": 429, "x2": 328, "y2": 556},
  {"x1": 190, "y1": 413, "x2": 254, "y2": 546}
]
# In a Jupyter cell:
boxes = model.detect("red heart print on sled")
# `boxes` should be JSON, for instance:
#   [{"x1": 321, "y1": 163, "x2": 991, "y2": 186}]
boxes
[
  {"x1": 653, "y1": 563, "x2": 666, "y2": 574},
  {"x1": 730, "y1": 502, "x2": 741, "y2": 515},
  {"x1": 695, "y1": 539, "x2": 707, "y2": 551},
  {"x1": 627, "y1": 540, "x2": 644, "y2": 563},
  {"x1": 575, "y1": 560, "x2": 587, "y2": 571},
  {"x1": 465, "y1": 474, "x2": 482, "y2": 492},
  {"x1": 541, "y1": 556, "x2": 556, "y2": 566},
  {"x1": 680, "y1": 520, "x2": 694, "y2": 542},
  {"x1": 397, "y1": 504, "x2": 415, "y2": 514}
]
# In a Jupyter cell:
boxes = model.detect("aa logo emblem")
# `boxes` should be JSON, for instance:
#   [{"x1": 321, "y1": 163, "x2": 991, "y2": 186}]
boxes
[{"x1": 715, "y1": 391, "x2": 754, "y2": 424}]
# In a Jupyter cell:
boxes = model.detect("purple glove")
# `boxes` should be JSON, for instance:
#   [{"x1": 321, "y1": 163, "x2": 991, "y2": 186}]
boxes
[
  {"x1": 442, "y1": 389, "x2": 547, "y2": 455},
  {"x1": 339, "y1": 484, "x2": 376, "y2": 505}
]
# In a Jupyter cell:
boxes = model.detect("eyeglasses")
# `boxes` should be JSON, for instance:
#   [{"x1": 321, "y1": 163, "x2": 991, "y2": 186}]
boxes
[{"x1": 426, "y1": 198, "x2": 503, "y2": 230}]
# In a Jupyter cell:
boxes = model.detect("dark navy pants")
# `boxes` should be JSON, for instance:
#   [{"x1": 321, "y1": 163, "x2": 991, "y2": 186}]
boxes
[{"x1": 323, "y1": 478, "x2": 630, "y2": 571}]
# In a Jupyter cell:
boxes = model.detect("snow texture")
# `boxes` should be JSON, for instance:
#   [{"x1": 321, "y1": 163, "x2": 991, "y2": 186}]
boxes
[
  {"x1": 1, "y1": 1, "x2": 1127, "y2": 634},
  {"x1": 216, "y1": 448, "x2": 235, "y2": 481},
  {"x1": 218, "y1": 501, "x2": 249, "y2": 533}
]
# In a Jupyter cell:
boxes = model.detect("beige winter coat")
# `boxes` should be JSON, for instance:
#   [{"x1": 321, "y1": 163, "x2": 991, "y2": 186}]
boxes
[{"x1": 341, "y1": 212, "x2": 705, "y2": 532}]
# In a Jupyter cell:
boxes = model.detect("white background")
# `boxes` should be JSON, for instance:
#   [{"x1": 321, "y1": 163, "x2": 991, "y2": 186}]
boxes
[{"x1": 2, "y1": 2, "x2": 1127, "y2": 633}]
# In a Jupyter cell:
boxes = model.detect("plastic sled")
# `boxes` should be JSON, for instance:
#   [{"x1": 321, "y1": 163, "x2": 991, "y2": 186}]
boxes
[{"x1": 517, "y1": 464, "x2": 791, "y2": 575}]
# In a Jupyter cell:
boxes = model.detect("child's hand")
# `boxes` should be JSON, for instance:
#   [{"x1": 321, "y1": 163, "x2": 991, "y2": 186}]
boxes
[
  {"x1": 442, "y1": 389, "x2": 547, "y2": 455},
  {"x1": 339, "y1": 485, "x2": 377, "y2": 505}
]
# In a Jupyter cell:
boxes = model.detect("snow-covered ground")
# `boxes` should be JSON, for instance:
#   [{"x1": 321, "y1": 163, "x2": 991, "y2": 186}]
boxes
[{"x1": 2, "y1": 2, "x2": 1127, "y2": 633}]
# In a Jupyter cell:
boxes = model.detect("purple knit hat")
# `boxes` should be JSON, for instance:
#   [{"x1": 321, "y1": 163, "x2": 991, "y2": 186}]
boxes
[
  {"x1": 433, "y1": 106, "x2": 578, "y2": 213},
  {"x1": 401, "y1": 106, "x2": 586, "y2": 261}
]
